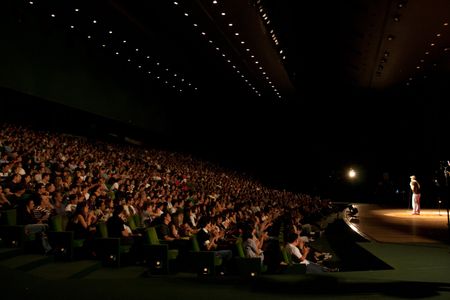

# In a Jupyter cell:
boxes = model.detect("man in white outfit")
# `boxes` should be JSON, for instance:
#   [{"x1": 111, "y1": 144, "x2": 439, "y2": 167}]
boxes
[{"x1": 410, "y1": 175, "x2": 421, "y2": 215}]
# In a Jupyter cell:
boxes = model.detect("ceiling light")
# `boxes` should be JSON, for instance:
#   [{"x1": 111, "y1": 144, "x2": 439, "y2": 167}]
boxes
[
  {"x1": 221, "y1": 12, "x2": 226, "y2": 16},
  {"x1": 444, "y1": 22, "x2": 448, "y2": 26},
  {"x1": 173, "y1": 2, "x2": 178, "y2": 5},
  {"x1": 387, "y1": 35, "x2": 394, "y2": 41},
  {"x1": 397, "y1": 1, "x2": 407, "y2": 8},
  {"x1": 393, "y1": 15, "x2": 400, "y2": 22},
  {"x1": 93, "y1": 20, "x2": 97, "y2": 24},
  {"x1": 436, "y1": 33, "x2": 441, "y2": 37},
  {"x1": 184, "y1": 13, "x2": 189, "y2": 17},
  {"x1": 51, "y1": 14, "x2": 56, "y2": 18},
  {"x1": 74, "y1": 8, "x2": 79, "y2": 12},
  {"x1": 228, "y1": 23, "x2": 233, "y2": 27}
]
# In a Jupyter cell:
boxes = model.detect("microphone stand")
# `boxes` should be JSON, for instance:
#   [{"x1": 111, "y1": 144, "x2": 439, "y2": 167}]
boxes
[{"x1": 444, "y1": 165, "x2": 450, "y2": 240}]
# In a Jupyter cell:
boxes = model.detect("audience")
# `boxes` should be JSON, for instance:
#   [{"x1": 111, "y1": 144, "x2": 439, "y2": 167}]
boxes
[{"x1": 0, "y1": 122, "x2": 339, "y2": 272}]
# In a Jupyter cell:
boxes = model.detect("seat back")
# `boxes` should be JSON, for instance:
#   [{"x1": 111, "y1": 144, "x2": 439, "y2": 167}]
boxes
[
  {"x1": 97, "y1": 222, "x2": 109, "y2": 238},
  {"x1": 190, "y1": 234, "x2": 200, "y2": 252},
  {"x1": 281, "y1": 245, "x2": 291, "y2": 265},
  {"x1": 146, "y1": 227, "x2": 160, "y2": 245},
  {"x1": 133, "y1": 214, "x2": 142, "y2": 228},
  {"x1": 127, "y1": 215, "x2": 137, "y2": 232},
  {"x1": 50, "y1": 215, "x2": 64, "y2": 232},
  {"x1": 235, "y1": 238, "x2": 245, "y2": 258},
  {"x1": 0, "y1": 209, "x2": 17, "y2": 225}
]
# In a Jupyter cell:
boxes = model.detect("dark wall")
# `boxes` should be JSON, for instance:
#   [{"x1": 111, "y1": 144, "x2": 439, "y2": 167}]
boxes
[{"x1": 0, "y1": 1, "x2": 169, "y2": 134}]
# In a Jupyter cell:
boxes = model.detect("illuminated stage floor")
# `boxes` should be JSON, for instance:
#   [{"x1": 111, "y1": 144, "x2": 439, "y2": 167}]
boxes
[{"x1": 347, "y1": 204, "x2": 450, "y2": 244}]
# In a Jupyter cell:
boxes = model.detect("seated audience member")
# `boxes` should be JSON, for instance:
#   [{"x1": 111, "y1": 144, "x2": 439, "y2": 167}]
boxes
[
  {"x1": 153, "y1": 211, "x2": 174, "y2": 241},
  {"x1": 242, "y1": 223, "x2": 267, "y2": 264},
  {"x1": 107, "y1": 205, "x2": 143, "y2": 262},
  {"x1": 0, "y1": 185, "x2": 12, "y2": 209},
  {"x1": 66, "y1": 202, "x2": 97, "y2": 257},
  {"x1": 196, "y1": 216, "x2": 232, "y2": 268},
  {"x1": 285, "y1": 232, "x2": 337, "y2": 273},
  {"x1": 17, "y1": 198, "x2": 52, "y2": 254}
]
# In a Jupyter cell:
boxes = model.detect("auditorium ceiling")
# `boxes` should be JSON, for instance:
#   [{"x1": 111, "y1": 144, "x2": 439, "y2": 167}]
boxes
[{"x1": 11, "y1": 0, "x2": 450, "y2": 102}]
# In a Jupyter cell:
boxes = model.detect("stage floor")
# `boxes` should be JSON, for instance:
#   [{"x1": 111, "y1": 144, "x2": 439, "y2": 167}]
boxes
[{"x1": 346, "y1": 204, "x2": 450, "y2": 244}]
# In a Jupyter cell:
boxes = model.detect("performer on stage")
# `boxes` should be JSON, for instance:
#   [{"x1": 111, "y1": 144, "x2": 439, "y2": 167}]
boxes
[{"x1": 410, "y1": 175, "x2": 421, "y2": 215}]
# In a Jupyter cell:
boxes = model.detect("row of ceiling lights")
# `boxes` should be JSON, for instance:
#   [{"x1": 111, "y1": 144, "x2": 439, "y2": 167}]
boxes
[
  {"x1": 376, "y1": 1, "x2": 449, "y2": 87},
  {"x1": 173, "y1": 1, "x2": 261, "y2": 98},
  {"x1": 376, "y1": 1, "x2": 409, "y2": 77},
  {"x1": 406, "y1": 21, "x2": 449, "y2": 86},
  {"x1": 26, "y1": 1, "x2": 197, "y2": 95},
  {"x1": 173, "y1": 0, "x2": 283, "y2": 99},
  {"x1": 255, "y1": 0, "x2": 286, "y2": 62},
  {"x1": 254, "y1": 0, "x2": 285, "y2": 98}
]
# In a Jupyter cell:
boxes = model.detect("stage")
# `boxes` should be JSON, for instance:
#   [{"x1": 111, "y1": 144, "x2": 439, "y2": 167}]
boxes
[{"x1": 346, "y1": 203, "x2": 450, "y2": 244}]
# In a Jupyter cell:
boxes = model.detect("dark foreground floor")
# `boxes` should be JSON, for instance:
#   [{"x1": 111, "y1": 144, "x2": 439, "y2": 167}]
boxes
[{"x1": 1, "y1": 204, "x2": 450, "y2": 300}]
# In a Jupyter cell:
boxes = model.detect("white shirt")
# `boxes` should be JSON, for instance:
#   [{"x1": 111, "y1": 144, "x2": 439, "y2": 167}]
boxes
[{"x1": 285, "y1": 243, "x2": 309, "y2": 265}]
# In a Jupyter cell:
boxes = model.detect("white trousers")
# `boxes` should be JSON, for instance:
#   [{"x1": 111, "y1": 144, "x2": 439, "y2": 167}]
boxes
[{"x1": 412, "y1": 193, "x2": 421, "y2": 214}]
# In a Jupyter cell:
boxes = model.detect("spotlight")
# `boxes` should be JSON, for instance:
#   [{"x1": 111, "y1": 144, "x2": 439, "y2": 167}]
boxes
[
  {"x1": 348, "y1": 169, "x2": 356, "y2": 179},
  {"x1": 155, "y1": 261, "x2": 162, "y2": 269}
]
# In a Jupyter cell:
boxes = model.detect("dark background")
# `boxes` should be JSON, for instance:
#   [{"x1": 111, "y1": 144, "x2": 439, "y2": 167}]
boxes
[{"x1": 1, "y1": 0, "x2": 449, "y2": 207}]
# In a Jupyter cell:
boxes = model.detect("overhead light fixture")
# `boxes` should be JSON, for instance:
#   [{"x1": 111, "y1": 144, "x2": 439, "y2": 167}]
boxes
[
  {"x1": 397, "y1": 1, "x2": 408, "y2": 8},
  {"x1": 393, "y1": 15, "x2": 400, "y2": 22},
  {"x1": 387, "y1": 35, "x2": 395, "y2": 41}
]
